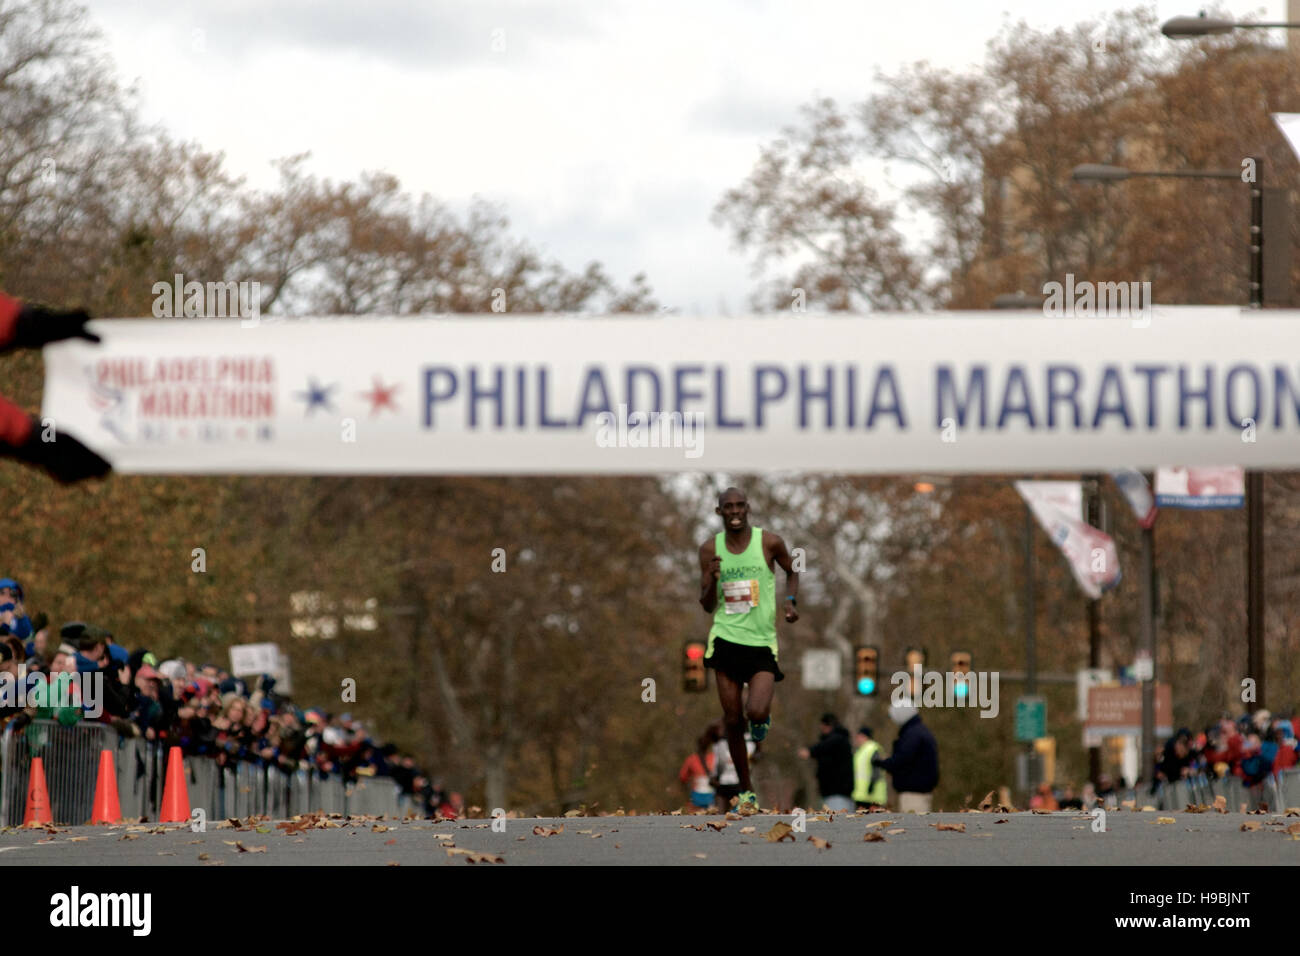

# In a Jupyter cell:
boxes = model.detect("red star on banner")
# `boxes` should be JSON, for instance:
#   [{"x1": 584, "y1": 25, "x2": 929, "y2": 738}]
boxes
[{"x1": 360, "y1": 377, "x2": 400, "y2": 416}]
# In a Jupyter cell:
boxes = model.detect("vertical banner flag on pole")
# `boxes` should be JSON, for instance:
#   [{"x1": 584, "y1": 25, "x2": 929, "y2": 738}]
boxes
[
  {"x1": 1015, "y1": 480, "x2": 1122, "y2": 600},
  {"x1": 1109, "y1": 468, "x2": 1157, "y2": 528},
  {"x1": 1273, "y1": 114, "x2": 1300, "y2": 162}
]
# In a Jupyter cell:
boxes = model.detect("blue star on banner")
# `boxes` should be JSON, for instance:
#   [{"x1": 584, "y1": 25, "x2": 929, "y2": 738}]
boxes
[{"x1": 295, "y1": 378, "x2": 338, "y2": 416}]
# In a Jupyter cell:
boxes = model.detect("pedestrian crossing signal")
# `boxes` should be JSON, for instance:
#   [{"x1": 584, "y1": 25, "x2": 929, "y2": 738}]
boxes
[
  {"x1": 855, "y1": 646, "x2": 878, "y2": 696},
  {"x1": 684, "y1": 641, "x2": 708, "y2": 692}
]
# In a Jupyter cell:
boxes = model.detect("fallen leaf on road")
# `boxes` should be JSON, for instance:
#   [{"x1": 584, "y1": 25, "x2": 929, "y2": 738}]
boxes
[
  {"x1": 864, "y1": 820, "x2": 894, "y2": 829},
  {"x1": 465, "y1": 852, "x2": 504, "y2": 864},
  {"x1": 235, "y1": 842, "x2": 267, "y2": 853},
  {"x1": 1184, "y1": 805, "x2": 1208, "y2": 814},
  {"x1": 725, "y1": 813, "x2": 741, "y2": 821},
  {"x1": 563, "y1": 809, "x2": 584, "y2": 818},
  {"x1": 863, "y1": 832, "x2": 886, "y2": 843},
  {"x1": 590, "y1": 833, "x2": 603, "y2": 839},
  {"x1": 67, "y1": 837, "x2": 87, "y2": 842},
  {"x1": 533, "y1": 825, "x2": 564, "y2": 837},
  {"x1": 371, "y1": 825, "x2": 390, "y2": 833},
  {"x1": 1156, "y1": 818, "x2": 1175, "y2": 824},
  {"x1": 1284, "y1": 822, "x2": 1300, "y2": 835},
  {"x1": 1241, "y1": 821, "x2": 1262, "y2": 831},
  {"x1": 1286, "y1": 807, "x2": 1300, "y2": 817},
  {"x1": 119, "y1": 833, "x2": 137, "y2": 841},
  {"x1": 387, "y1": 861, "x2": 400, "y2": 866},
  {"x1": 614, "y1": 844, "x2": 621, "y2": 849},
  {"x1": 739, "y1": 827, "x2": 755, "y2": 834},
  {"x1": 384, "y1": 839, "x2": 397, "y2": 846},
  {"x1": 764, "y1": 822, "x2": 795, "y2": 843},
  {"x1": 706, "y1": 822, "x2": 727, "y2": 832},
  {"x1": 978, "y1": 791, "x2": 996, "y2": 811},
  {"x1": 808, "y1": 836, "x2": 831, "y2": 850},
  {"x1": 198, "y1": 853, "x2": 209, "y2": 860},
  {"x1": 932, "y1": 823, "x2": 966, "y2": 832},
  {"x1": 433, "y1": 834, "x2": 454, "y2": 841},
  {"x1": 886, "y1": 828, "x2": 906, "y2": 835},
  {"x1": 693, "y1": 853, "x2": 707, "y2": 859},
  {"x1": 994, "y1": 819, "x2": 1008, "y2": 825}
]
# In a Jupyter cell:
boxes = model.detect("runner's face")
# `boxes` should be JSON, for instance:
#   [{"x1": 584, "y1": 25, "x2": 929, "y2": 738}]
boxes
[{"x1": 717, "y1": 495, "x2": 748, "y2": 532}]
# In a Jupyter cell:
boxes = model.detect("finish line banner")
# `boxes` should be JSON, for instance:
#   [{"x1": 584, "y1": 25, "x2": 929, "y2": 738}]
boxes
[{"x1": 39, "y1": 309, "x2": 1300, "y2": 474}]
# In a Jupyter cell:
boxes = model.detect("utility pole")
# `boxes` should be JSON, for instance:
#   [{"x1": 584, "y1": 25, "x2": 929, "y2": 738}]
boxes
[{"x1": 1085, "y1": 474, "x2": 1102, "y2": 787}]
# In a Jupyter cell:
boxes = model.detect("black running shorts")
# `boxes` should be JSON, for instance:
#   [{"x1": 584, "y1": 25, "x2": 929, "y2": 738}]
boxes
[{"x1": 704, "y1": 637, "x2": 784, "y2": 684}]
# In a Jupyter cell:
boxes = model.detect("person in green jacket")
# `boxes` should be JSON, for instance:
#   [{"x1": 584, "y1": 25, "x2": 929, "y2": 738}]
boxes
[{"x1": 853, "y1": 726, "x2": 887, "y2": 809}]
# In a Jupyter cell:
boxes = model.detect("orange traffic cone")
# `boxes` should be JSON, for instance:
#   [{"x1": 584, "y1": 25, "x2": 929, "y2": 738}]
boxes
[
  {"x1": 90, "y1": 750, "x2": 121, "y2": 824},
  {"x1": 159, "y1": 746, "x2": 190, "y2": 823},
  {"x1": 23, "y1": 756, "x2": 52, "y2": 826}
]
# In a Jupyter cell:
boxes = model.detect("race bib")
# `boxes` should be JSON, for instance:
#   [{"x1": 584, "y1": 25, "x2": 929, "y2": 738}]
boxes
[{"x1": 722, "y1": 578, "x2": 759, "y2": 614}]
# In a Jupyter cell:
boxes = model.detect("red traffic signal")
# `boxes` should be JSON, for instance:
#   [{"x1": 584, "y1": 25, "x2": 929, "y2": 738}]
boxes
[{"x1": 683, "y1": 641, "x2": 708, "y2": 692}]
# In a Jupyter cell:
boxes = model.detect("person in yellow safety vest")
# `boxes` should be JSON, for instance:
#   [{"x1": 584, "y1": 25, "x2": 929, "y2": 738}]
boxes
[{"x1": 852, "y1": 726, "x2": 887, "y2": 809}]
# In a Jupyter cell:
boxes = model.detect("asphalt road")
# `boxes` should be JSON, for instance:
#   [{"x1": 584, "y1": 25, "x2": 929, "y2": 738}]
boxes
[{"x1": 3, "y1": 807, "x2": 1299, "y2": 865}]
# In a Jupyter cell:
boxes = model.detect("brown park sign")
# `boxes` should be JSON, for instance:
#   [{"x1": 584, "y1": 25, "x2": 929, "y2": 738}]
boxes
[{"x1": 1084, "y1": 684, "x2": 1173, "y2": 744}]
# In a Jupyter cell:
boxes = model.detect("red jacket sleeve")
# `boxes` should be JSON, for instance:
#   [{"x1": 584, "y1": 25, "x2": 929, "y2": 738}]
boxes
[
  {"x1": 0, "y1": 394, "x2": 33, "y2": 447},
  {"x1": 0, "y1": 293, "x2": 21, "y2": 347}
]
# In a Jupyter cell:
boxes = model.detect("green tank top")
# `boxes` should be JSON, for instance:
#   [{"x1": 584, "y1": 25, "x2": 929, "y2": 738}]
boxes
[{"x1": 708, "y1": 527, "x2": 778, "y2": 658}]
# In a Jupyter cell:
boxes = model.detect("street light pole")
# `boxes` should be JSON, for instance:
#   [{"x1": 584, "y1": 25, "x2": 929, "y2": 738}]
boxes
[
  {"x1": 1071, "y1": 159, "x2": 1268, "y2": 712},
  {"x1": 1248, "y1": 156, "x2": 1265, "y2": 712}
]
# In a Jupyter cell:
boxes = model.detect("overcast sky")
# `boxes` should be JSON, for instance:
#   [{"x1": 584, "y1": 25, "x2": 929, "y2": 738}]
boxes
[{"x1": 90, "y1": 1, "x2": 1288, "y2": 313}]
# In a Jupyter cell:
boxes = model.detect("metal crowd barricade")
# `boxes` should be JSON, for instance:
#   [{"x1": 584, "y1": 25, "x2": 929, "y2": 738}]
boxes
[
  {"x1": 0, "y1": 719, "x2": 117, "y2": 826},
  {"x1": 1, "y1": 721, "x2": 414, "y2": 826},
  {"x1": 346, "y1": 777, "x2": 403, "y2": 816}
]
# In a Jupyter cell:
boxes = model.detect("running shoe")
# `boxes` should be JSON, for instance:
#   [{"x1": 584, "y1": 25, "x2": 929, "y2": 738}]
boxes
[
  {"x1": 733, "y1": 790, "x2": 760, "y2": 815},
  {"x1": 749, "y1": 717, "x2": 771, "y2": 742}
]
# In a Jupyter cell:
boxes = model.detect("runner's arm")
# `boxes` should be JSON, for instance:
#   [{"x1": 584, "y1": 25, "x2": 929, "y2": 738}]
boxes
[
  {"x1": 767, "y1": 532, "x2": 799, "y2": 622},
  {"x1": 699, "y1": 540, "x2": 720, "y2": 613},
  {"x1": 0, "y1": 291, "x2": 99, "y2": 351}
]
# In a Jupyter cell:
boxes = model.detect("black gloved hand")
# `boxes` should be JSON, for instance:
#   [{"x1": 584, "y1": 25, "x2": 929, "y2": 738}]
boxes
[
  {"x1": 12, "y1": 304, "x2": 100, "y2": 349},
  {"x1": 11, "y1": 418, "x2": 111, "y2": 483}
]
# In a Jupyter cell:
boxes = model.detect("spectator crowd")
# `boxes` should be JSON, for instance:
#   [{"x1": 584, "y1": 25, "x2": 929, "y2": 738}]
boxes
[
  {"x1": 1153, "y1": 711, "x2": 1299, "y2": 791},
  {"x1": 0, "y1": 577, "x2": 461, "y2": 819}
]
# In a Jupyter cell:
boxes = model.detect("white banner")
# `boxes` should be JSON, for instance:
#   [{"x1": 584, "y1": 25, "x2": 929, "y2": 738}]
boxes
[
  {"x1": 1154, "y1": 465, "x2": 1245, "y2": 509},
  {"x1": 1016, "y1": 480, "x2": 1121, "y2": 600},
  {"x1": 39, "y1": 309, "x2": 1300, "y2": 474}
]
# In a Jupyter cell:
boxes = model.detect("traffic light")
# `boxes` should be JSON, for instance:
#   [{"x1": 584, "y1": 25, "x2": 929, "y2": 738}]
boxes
[
  {"x1": 904, "y1": 647, "x2": 926, "y2": 699},
  {"x1": 950, "y1": 650, "x2": 972, "y2": 700},
  {"x1": 683, "y1": 640, "x2": 708, "y2": 692},
  {"x1": 854, "y1": 646, "x2": 879, "y2": 696}
]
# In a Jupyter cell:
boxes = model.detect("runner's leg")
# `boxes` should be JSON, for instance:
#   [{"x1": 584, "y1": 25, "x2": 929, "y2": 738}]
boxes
[
  {"x1": 715, "y1": 668, "x2": 752, "y2": 794},
  {"x1": 745, "y1": 671, "x2": 775, "y2": 727}
]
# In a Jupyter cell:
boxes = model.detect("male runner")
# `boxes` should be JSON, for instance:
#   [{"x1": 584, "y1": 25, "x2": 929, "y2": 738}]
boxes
[{"x1": 698, "y1": 486, "x2": 798, "y2": 813}]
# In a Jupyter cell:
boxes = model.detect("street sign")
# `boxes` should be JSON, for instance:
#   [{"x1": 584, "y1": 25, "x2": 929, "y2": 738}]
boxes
[
  {"x1": 1084, "y1": 684, "x2": 1172, "y2": 747},
  {"x1": 1076, "y1": 668, "x2": 1112, "y2": 720},
  {"x1": 1133, "y1": 650, "x2": 1154, "y2": 682},
  {"x1": 1015, "y1": 696, "x2": 1046, "y2": 742},
  {"x1": 801, "y1": 649, "x2": 842, "y2": 690}
]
